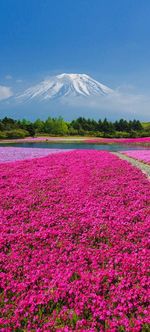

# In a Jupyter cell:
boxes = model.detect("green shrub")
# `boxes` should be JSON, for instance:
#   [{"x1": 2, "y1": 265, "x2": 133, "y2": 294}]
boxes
[
  {"x1": 6, "y1": 129, "x2": 29, "y2": 139},
  {"x1": 68, "y1": 127, "x2": 79, "y2": 136},
  {"x1": 0, "y1": 131, "x2": 7, "y2": 139}
]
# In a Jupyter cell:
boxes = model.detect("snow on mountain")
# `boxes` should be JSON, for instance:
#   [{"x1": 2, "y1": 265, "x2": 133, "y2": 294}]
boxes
[{"x1": 17, "y1": 73, "x2": 114, "y2": 102}]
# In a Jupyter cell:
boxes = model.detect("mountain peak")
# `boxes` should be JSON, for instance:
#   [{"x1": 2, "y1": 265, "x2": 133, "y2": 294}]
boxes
[
  {"x1": 56, "y1": 73, "x2": 89, "y2": 79},
  {"x1": 17, "y1": 73, "x2": 114, "y2": 102}
]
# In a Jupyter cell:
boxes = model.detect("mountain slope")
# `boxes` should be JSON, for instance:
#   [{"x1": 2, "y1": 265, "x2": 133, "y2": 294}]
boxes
[{"x1": 17, "y1": 73, "x2": 114, "y2": 102}]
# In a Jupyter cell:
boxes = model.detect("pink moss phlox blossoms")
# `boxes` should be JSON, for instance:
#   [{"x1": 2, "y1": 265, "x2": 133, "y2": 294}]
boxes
[
  {"x1": 120, "y1": 150, "x2": 150, "y2": 165},
  {"x1": 0, "y1": 147, "x2": 72, "y2": 163},
  {"x1": 0, "y1": 151, "x2": 150, "y2": 331},
  {"x1": 85, "y1": 137, "x2": 150, "y2": 145}
]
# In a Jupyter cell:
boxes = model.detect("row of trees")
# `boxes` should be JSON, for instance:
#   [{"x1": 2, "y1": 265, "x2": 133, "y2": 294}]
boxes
[
  {"x1": 70, "y1": 117, "x2": 143, "y2": 133},
  {"x1": 0, "y1": 116, "x2": 149, "y2": 138}
]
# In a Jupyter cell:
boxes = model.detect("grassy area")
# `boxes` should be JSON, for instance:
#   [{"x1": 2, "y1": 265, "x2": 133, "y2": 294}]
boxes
[{"x1": 142, "y1": 122, "x2": 150, "y2": 129}]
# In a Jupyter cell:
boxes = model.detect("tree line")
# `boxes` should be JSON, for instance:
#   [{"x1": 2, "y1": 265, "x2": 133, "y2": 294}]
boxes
[{"x1": 0, "y1": 116, "x2": 149, "y2": 139}]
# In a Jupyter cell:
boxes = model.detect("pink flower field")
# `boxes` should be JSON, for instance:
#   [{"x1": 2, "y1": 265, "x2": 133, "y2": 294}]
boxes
[
  {"x1": 85, "y1": 137, "x2": 150, "y2": 145},
  {"x1": 0, "y1": 151, "x2": 150, "y2": 331},
  {"x1": 120, "y1": 150, "x2": 150, "y2": 165},
  {"x1": 0, "y1": 147, "x2": 72, "y2": 163}
]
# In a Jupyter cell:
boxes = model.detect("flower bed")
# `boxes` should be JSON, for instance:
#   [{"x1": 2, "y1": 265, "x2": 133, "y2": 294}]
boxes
[
  {"x1": 0, "y1": 151, "x2": 150, "y2": 331},
  {"x1": 120, "y1": 150, "x2": 150, "y2": 165},
  {"x1": 85, "y1": 137, "x2": 150, "y2": 145},
  {"x1": 0, "y1": 147, "x2": 71, "y2": 163}
]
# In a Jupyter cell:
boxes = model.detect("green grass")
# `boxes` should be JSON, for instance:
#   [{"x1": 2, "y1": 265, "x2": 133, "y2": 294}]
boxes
[{"x1": 142, "y1": 122, "x2": 150, "y2": 129}]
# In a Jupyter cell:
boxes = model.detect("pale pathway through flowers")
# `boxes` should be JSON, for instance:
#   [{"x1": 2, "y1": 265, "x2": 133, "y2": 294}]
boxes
[{"x1": 113, "y1": 152, "x2": 150, "y2": 178}]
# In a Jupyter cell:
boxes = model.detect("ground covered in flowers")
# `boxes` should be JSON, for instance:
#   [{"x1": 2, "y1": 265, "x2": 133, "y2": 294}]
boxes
[
  {"x1": 120, "y1": 150, "x2": 150, "y2": 165},
  {"x1": 85, "y1": 137, "x2": 150, "y2": 146},
  {"x1": 0, "y1": 150, "x2": 150, "y2": 331},
  {"x1": 0, "y1": 147, "x2": 72, "y2": 163}
]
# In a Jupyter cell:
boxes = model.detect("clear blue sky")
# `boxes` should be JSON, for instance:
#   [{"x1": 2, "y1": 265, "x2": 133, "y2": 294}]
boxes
[{"x1": 0, "y1": 0, "x2": 150, "y2": 120}]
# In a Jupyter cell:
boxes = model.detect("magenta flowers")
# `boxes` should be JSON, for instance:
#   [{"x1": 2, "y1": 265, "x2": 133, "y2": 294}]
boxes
[
  {"x1": 0, "y1": 151, "x2": 150, "y2": 331},
  {"x1": 120, "y1": 150, "x2": 150, "y2": 165},
  {"x1": 85, "y1": 137, "x2": 150, "y2": 145}
]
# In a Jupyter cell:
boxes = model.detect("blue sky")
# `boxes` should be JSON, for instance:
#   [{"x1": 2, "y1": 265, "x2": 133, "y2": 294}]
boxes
[{"x1": 0, "y1": 0, "x2": 150, "y2": 120}]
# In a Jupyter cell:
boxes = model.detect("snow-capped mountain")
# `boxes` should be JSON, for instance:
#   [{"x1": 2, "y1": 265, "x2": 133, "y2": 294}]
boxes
[{"x1": 17, "y1": 73, "x2": 114, "y2": 102}]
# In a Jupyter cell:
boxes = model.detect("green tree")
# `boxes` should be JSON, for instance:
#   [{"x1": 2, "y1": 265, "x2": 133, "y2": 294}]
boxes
[
  {"x1": 26, "y1": 124, "x2": 35, "y2": 137},
  {"x1": 102, "y1": 118, "x2": 115, "y2": 133},
  {"x1": 2, "y1": 117, "x2": 17, "y2": 131},
  {"x1": 44, "y1": 117, "x2": 54, "y2": 134},
  {"x1": 34, "y1": 119, "x2": 45, "y2": 132},
  {"x1": 44, "y1": 117, "x2": 68, "y2": 135},
  {"x1": 52, "y1": 117, "x2": 68, "y2": 135}
]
